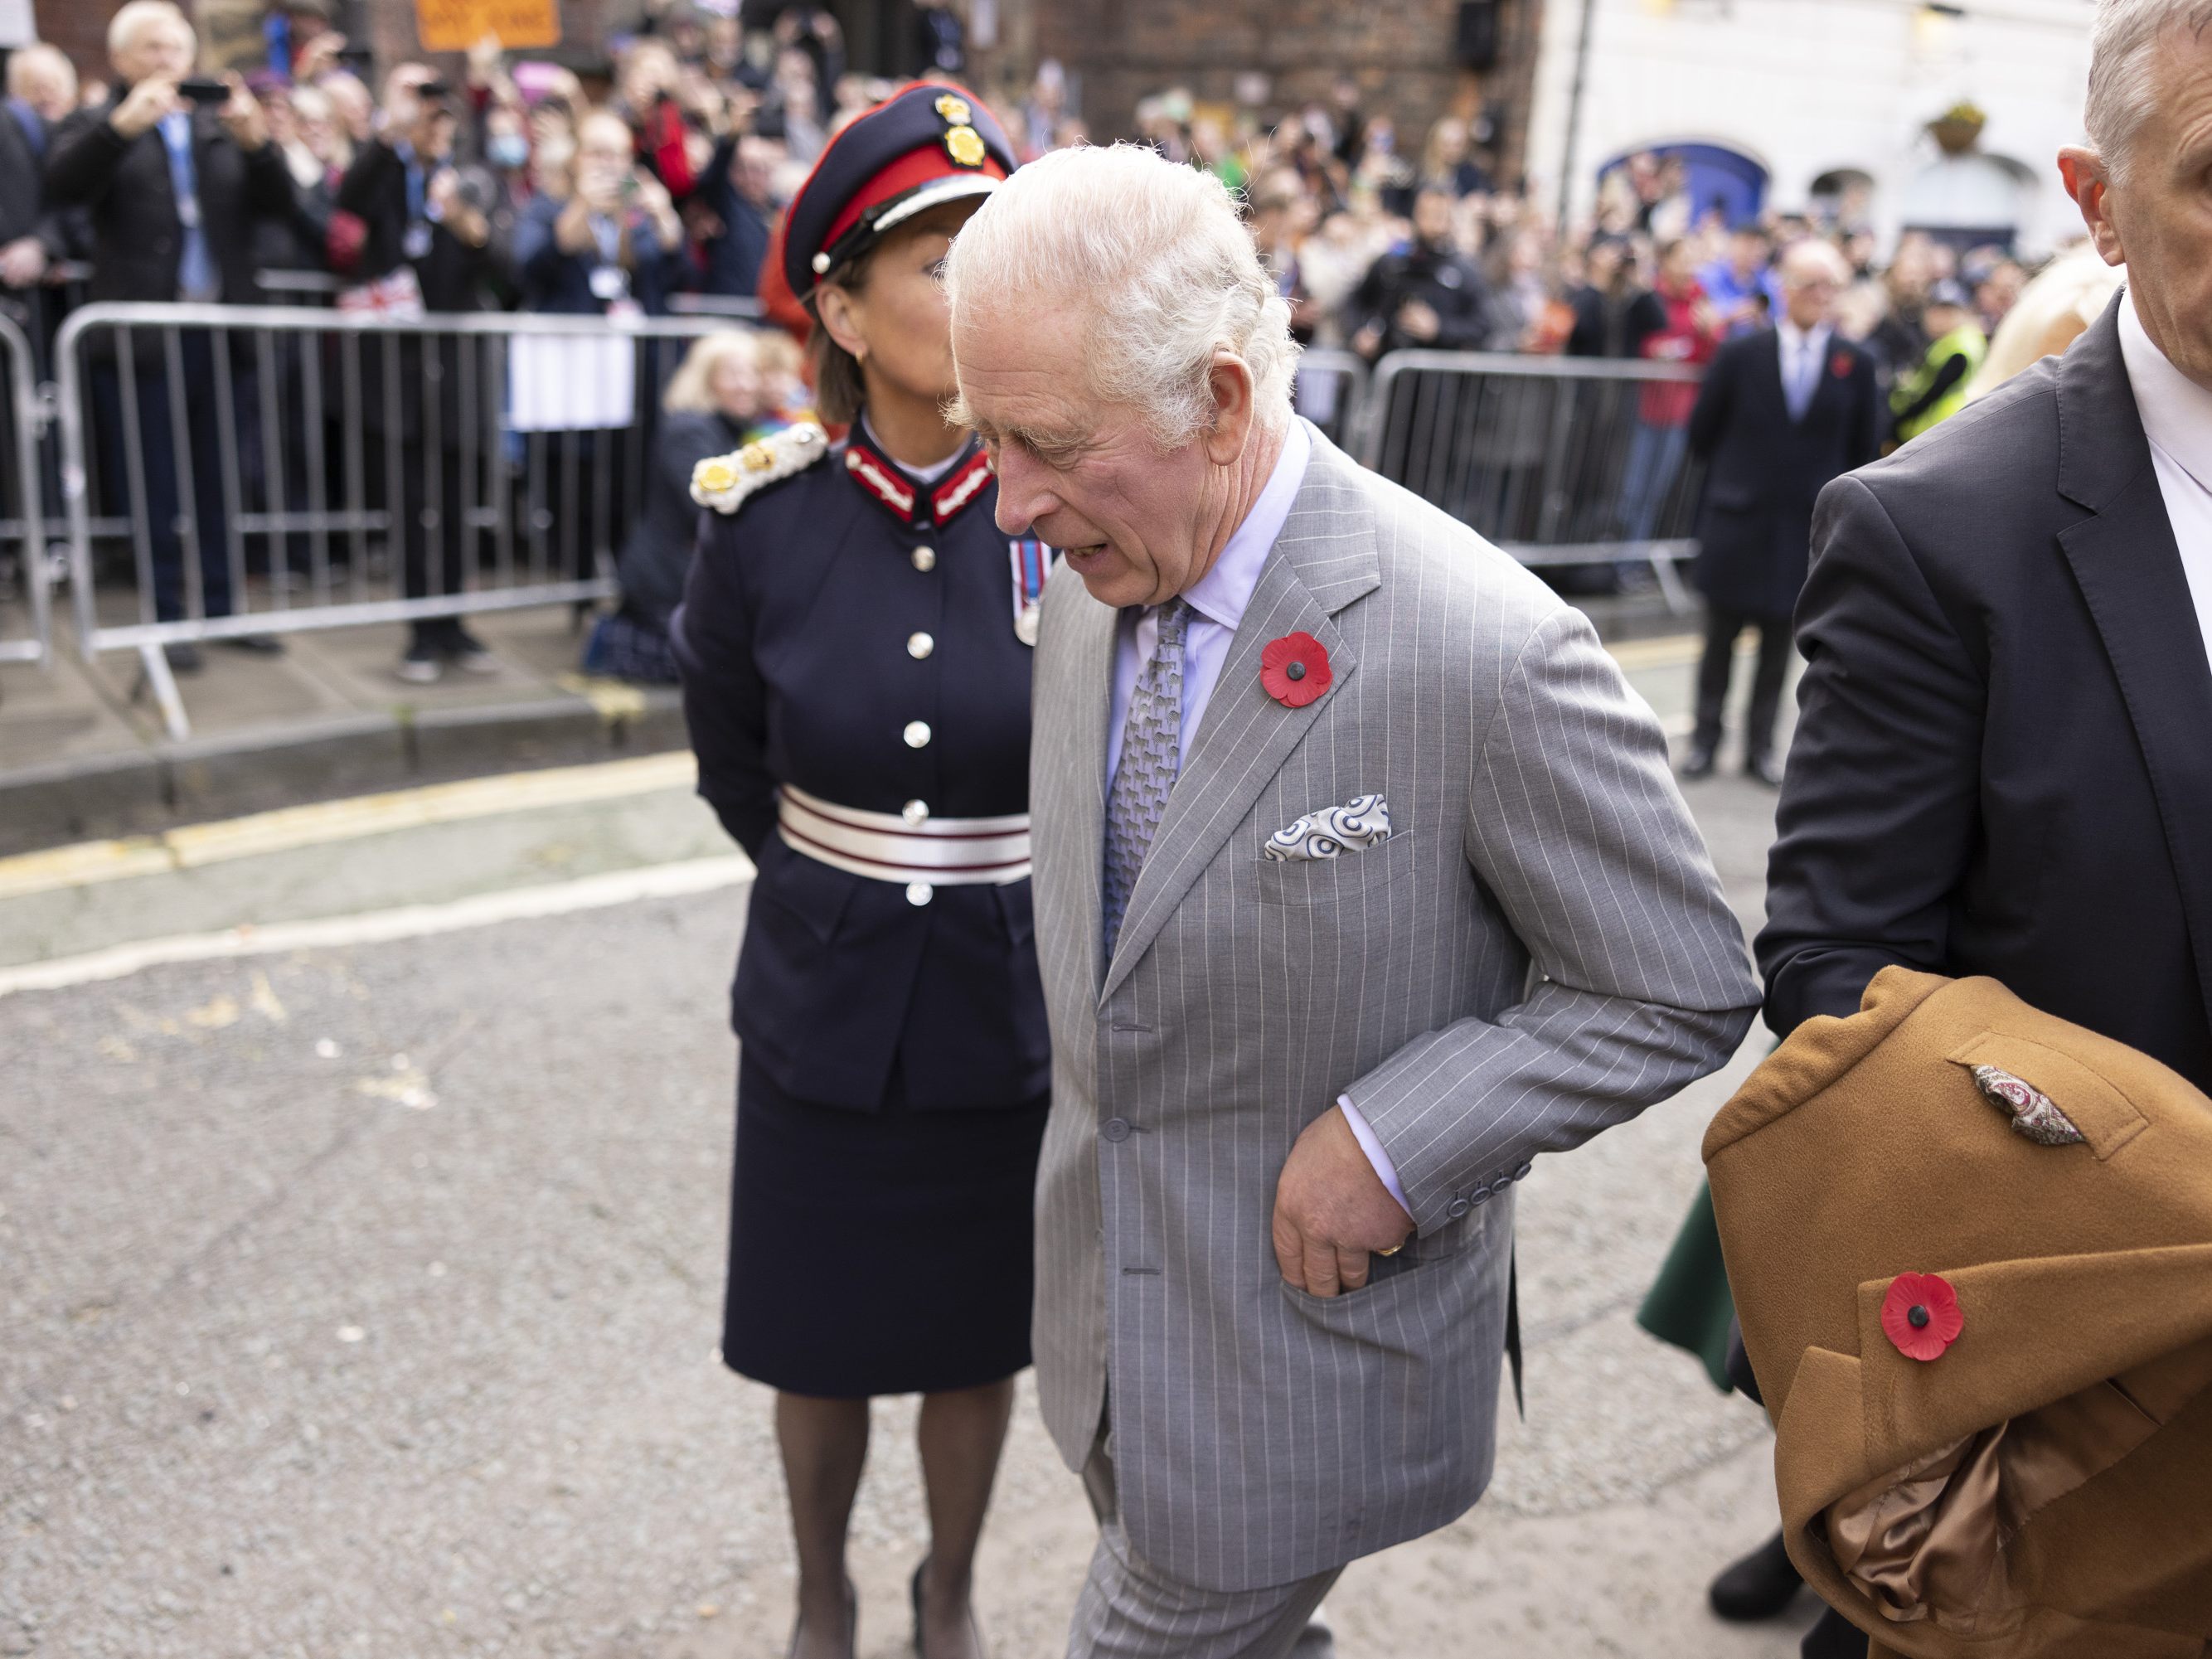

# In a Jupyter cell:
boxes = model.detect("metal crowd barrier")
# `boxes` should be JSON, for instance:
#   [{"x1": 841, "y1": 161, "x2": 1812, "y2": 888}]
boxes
[
  {"x1": 0, "y1": 309, "x2": 51, "y2": 667},
  {"x1": 1291, "y1": 347, "x2": 1370, "y2": 454},
  {"x1": 51, "y1": 303, "x2": 752, "y2": 735},
  {"x1": 1361, "y1": 350, "x2": 1708, "y2": 612}
]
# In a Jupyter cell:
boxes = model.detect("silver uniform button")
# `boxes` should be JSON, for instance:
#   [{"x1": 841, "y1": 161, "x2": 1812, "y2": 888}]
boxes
[
  {"x1": 902, "y1": 799, "x2": 929, "y2": 825},
  {"x1": 911, "y1": 545, "x2": 936, "y2": 572},
  {"x1": 908, "y1": 632, "x2": 934, "y2": 660},
  {"x1": 904, "y1": 720, "x2": 932, "y2": 749},
  {"x1": 905, "y1": 882, "x2": 934, "y2": 906}
]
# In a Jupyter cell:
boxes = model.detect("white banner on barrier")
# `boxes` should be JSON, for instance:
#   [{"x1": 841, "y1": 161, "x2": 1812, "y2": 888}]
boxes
[{"x1": 506, "y1": 334, "x2": 636, "y2": 433}]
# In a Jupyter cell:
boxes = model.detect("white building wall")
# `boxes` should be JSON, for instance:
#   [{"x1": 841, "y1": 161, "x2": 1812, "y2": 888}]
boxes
[{"x1": 1522, "y1": 0, "x2": 2097, "y2": 255}]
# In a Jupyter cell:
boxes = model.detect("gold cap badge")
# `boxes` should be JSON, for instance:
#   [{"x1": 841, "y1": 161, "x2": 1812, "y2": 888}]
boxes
[
  {"x1": 934, "y1": 94, "x2": 973, "y2": 125},
  {"x1": 944, "y1": 124, "x2": 987, "y2": 168}
]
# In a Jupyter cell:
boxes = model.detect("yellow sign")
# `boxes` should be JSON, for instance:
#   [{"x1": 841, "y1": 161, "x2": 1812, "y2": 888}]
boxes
[{"x1": 415, "y1": 0, "x2": 560, "y2": 52}]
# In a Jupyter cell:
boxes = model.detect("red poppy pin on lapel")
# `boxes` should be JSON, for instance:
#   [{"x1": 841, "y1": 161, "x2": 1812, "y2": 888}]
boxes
[
  {"x1": 1830, "y1": 351, "x2": 1854, "y2": 380},
  {"x1": 1880, "y1": 1272, "x2": 1964, "y2": 1362},
  {"x1": 1260, "y1": 633, "x2": 1332, "y2": 708}
]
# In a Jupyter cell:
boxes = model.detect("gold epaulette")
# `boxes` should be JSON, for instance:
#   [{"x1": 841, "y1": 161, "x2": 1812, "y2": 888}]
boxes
[{"x1": 691, "y1": 423, "x2": 829, "y2": 514}]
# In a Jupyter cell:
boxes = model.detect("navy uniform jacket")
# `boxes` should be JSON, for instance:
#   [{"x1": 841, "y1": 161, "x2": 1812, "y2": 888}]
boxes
[{"x1": 671, "y1": 420, "x2": 1050, "y2": 1112}]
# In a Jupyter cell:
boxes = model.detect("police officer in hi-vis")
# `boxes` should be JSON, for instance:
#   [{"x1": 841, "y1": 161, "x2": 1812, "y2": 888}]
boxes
[{"x1": 669, "y1": 85, "x2": 1042, "y2": 1659}]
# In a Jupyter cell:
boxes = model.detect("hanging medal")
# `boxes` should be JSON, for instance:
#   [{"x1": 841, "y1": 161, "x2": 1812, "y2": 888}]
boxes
[{"x1": 1009, "y1": 536, "x2": 1051, "y2": 647}]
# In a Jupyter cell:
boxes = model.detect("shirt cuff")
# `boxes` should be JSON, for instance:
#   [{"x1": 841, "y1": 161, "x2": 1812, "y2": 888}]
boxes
[{"x1": 1336, "y1": 1096, "x2": 1411, "y2": 1219}]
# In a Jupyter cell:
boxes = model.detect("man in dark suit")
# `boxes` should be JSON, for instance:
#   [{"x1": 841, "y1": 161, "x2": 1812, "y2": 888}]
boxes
[
  {"x1": 1682, "y1": 240, "x2": 1882, "y2": 784},
  {"x1": 335, "y1": 65, "x2": 511, "y2": 684},
  {"x1": 44, "y1": 0, "x2": 297, "y2": 665},
  {"x1": 1760, "y1": 3, "x2": 2212, "y2": 1652},
  {"x1": 1, "y1": 46, "x2": 76, "y2": 299}
]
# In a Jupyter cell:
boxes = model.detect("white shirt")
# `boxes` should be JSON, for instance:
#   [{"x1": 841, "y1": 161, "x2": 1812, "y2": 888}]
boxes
[
  {"x1": 2117, "y1": 290, "x2": 2212, "y2": 666},
  {"x1": 1777, "y1": 318, "x2": 1832, "y2": 418},
  {"x1": 1107, "y1": 419, "x2": 1311, "y2": 776},
  {"x1": 1103, "y1": 419, "x2": 1411, "y2": 1216}
]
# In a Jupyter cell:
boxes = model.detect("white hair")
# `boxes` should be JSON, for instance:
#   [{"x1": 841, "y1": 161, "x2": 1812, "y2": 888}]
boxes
[
  {"x1": 108, "y1": 0, "x2": 192, "y2": 59},
  {"x1": 2085, "y1": 0, "x2": 2212, "y2": 182},
  {"x1": 944, "y1": 143, "x2": 1299, "y2": 448},
  {"x1": 4, "y1": 44, "x2": 74, "y2": 104}
]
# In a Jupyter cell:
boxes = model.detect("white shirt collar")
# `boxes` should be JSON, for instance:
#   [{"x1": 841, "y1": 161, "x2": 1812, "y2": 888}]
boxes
[
  {"x1": 2120, "y1": 288, "x2": 2212, "y2": 494},
  {"x1": 1778, "y1": 318, "x2": 1830, "y2": 356},
  {"x1": 1176, "y1": 419, "x2": 1312, "y2": 632}
]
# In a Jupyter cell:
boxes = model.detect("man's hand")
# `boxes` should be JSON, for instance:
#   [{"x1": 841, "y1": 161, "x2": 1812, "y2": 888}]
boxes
[
  {"x1": 110, "y1": 75, "x2": 180, "y2": 140},
  {"x1": 1271, "y1": 1106, "x2": 1414, "y2": 1298},
  {"x1": 218, "y1": 74, "x2": 269, "y2": 151},
  {"x1": 0, "y1": 236, "x2": 48, "y2": 289},
  {"x1": 1395, "y1": 298, "x2": 1441, "y2": 342},
  {"x1": 1351, "y1": 320, "x2": 1383, "y2": 361}
]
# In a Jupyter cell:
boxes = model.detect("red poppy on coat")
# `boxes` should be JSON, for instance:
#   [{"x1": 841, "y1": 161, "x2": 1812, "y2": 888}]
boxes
[
  {"x1": 1259, "y1": 632, "x2": 1332, "y2": 708},
  {"x1": 1830, "y1": 351, "x2": 1854, "y2": 380},
  {"x1": 1880, "y1": 1271, "x2": 1964, "y2": 1362}
]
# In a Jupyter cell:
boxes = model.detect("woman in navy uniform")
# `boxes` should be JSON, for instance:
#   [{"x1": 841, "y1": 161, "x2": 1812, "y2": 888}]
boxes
[{"x1": 669, "y1": 86, "x2": 1041, "y2": 1659}]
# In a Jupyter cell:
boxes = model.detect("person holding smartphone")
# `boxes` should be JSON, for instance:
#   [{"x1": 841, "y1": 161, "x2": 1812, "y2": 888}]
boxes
[{"x1": 44, "y1": 0, "x2": 298, "y2": 665}]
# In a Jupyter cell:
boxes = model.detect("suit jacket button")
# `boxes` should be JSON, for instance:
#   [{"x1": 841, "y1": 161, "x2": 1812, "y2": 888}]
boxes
[
  {"x1": 907, "y1": 631, "x2": 934, "y2": 659},
  {"x1": 1471, "y1": 1184, "x2": 1493, "y2": 1204},
  {"x1": 905, "y1": 882, "x2": 933, "y2": 906},
  {"x1": 1446, "y1": 1197, "x2": 1471, "y2": 1219},
  {"x1": 911, "y1": 545, "x2": 936, "y2": 572},
  {"x1": 1101, "y1": 1118, "x2": 1131, "y2": 1142},
  {"x1": 903, "y1": 720, "x2": 931, "y2": 748},
  {"x1": 903, "y1": 799, "x2": 929, "y2": 825},
  {"x1": 1513, "y1": 1161, "x2": 1533, "y2": 1181}
]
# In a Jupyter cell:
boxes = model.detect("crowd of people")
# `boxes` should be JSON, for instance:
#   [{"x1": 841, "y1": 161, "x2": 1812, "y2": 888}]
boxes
[{"x1": 2, "y1": 0, "x2": 2049, "y2": 686}]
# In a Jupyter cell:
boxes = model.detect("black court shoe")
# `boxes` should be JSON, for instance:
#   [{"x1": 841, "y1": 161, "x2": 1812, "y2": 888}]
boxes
[
  {"x1": 1708, "y1": 1529, "x2": 1803, "y2": 1621},
  {"x1": 911, "y1": 1560, "x2": 986, "y2": 1659},
  {"x1": 1678, "y1": 744, "x2": 1718, "y2": 781}
]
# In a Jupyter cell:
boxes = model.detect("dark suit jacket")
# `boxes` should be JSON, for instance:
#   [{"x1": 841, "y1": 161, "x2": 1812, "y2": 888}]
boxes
[
  {"x1": 1758, "y1": 295, "x2": 2212, "y2": 1094},
  {"x1": 1687, "y1": 326, "x2": 1883, "y2": 616},
  {"x1": 0, "y1": 104, "x2": 67, "y2": 258},
  {"x1": 44, "y1": 94, "x2": 296, "y2": 307}
]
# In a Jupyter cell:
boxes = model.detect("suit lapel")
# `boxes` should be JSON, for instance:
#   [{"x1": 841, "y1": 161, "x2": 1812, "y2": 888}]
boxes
[
  {"x1": 1098, "y1": 428, "x2": 1379, "y2": 1004},
  {"x1": 1045, "y1": 570, "x2": 1118, "y2": 1004},
  {"x1": 2054, "y1": 296, "x2": 2212, "y2": 1038}
]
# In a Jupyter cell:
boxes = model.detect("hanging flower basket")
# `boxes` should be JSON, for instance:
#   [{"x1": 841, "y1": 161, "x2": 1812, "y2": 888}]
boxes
[{"x1": 1928, "y1": 104, "x2": 1986, "y2": 156}]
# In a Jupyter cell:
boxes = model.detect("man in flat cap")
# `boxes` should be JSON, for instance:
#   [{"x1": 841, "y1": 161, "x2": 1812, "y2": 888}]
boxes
[
  {"x1": 946, "y1": 143, "x2": 1759, "y2": 1657},
  {"x1": 1758, "y1": 0, "x2": 2212, "y2": 1650}
]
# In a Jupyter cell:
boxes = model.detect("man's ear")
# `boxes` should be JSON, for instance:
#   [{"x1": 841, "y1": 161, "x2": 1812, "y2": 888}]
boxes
[
  {"x1": 814, "y1": 282, "x2": 867, "y2": 361},
  {"x1": 2058, "y1": 147, "x2": 2127, "y2": 268},
  {"x1": 1201, "y1": 352, "x2": 1257, "y2": 467}
]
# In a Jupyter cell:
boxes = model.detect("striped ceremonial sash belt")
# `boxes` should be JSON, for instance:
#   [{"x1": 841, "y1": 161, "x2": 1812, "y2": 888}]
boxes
[{"x1": 775, "y1": 783, "x2": 1031, "y2": 885}]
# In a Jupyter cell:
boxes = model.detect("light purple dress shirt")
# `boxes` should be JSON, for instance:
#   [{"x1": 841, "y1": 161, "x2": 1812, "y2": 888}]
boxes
[{"x1": 1103, "y1": 419, "x2": 1413, "y2": 1217}]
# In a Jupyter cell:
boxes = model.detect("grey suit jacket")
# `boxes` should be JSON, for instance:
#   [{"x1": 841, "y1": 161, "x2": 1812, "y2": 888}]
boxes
[{"x1": 1029, "y1": 423, "x2": 1761, "y2": 1593}]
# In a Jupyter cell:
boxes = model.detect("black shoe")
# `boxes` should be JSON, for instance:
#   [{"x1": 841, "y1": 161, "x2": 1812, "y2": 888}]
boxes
[
  {"x1": 162, "y1": 641, "x2": 204, "y2": 674},
  {"x1": 213, "y1": 633, "x2": 286, "y2": 657},
  {"x1": 1678, "y1": 745, "x2": 1717, "y2": 780},
  {"x1": 912, "y1": 1559, "x2": 982, "y2": 1659},
  {"x1": 1745, "y1": 753, "x2": 1785, "y2": 788},
  {"x1": 1709, "y1": 1529, "x2": 1802, "y2": 1622},
  {"x1": 444, "y1": 623, "x2": 500, "y2": 677}
]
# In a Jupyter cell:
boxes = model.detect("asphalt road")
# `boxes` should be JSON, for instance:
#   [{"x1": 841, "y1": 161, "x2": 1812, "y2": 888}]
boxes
[{"x1": 0, "y1": 635, "x2": 1823, "y2": 1659}]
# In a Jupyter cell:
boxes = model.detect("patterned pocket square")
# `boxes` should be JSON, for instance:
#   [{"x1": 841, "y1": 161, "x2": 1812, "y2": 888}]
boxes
[{"x1": 1263, "y1": 793, "x2": 1392, "y2": 862}]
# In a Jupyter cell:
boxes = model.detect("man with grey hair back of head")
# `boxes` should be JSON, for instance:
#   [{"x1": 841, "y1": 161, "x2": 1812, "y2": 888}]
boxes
[
  {"x1": 1751, "y1": 2, "x2": 2212, "y2": 1654},
  {"x1": 948, "y1": 142, "x2": 1760, "y2": 1659}
]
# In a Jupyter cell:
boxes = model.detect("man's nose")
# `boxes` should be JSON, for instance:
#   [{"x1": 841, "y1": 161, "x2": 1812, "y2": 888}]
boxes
[{"x1": 992, "y1": 449, "x2": 1055, "y2": 537}]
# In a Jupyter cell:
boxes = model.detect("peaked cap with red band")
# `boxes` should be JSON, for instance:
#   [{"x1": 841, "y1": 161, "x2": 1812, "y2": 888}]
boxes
[{"x1": 779, "y1": 81, "x2": 1015, "y2": 303}]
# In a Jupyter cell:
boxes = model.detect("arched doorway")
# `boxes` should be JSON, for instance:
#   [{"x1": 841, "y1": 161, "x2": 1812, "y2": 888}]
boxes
[
  {"x1": 1599, "y1": 141, "x2": 1771, "y2": 229},
  {"x1": 1809, "y1": 167, "x2": 1877, "y2": 229},
  {"x1": 1900, "y1": 152, "x2": 2035, "y2": 255}
]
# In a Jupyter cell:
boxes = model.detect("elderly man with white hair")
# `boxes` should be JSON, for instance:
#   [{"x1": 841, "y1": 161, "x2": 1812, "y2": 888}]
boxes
[
  {"x1": 945, "y1": 143, "x2": 1760, "y2": 1657},
  {"x1": 1753, "y1": 1, "x2": 2212, "y2": 1654}
]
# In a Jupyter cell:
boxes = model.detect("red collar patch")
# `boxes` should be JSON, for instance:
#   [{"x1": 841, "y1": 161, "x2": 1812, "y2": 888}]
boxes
[{"x1": 841, "y1": 429, "x2": 993, "y2": 530}]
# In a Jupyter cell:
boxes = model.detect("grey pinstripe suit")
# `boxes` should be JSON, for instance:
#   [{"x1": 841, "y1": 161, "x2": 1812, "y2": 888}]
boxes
[{"x1": 1029, "y1": 424, "x2": 1761, "y2": 1619}]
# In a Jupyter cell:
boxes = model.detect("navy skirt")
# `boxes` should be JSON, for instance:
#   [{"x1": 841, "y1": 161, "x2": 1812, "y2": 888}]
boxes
[{"x1": 721, "y1": 1051, "x2": 1049, "y2": 1398}]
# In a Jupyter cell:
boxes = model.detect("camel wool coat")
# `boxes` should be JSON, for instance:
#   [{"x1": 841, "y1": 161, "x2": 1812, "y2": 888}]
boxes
[{"x1": 1704, "y1": 967, "x2": 2212, "y2": 1659}]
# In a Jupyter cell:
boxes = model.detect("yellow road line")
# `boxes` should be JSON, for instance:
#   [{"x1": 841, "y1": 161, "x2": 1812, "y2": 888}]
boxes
[{"x1": 0, "y1": 750, "x2": 699, "y2": 902}]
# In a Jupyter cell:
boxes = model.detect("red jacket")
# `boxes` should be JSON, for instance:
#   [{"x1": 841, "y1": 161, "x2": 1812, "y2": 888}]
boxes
[{"x1": 1640, "y1": 279, "x2": 1717, "y2": 426}]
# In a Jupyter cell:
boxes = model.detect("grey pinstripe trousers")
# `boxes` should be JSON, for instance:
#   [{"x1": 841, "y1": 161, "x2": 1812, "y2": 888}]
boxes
[{"x1": 1070, "y1": 1424, "x2": 1339, "y2": 1659}]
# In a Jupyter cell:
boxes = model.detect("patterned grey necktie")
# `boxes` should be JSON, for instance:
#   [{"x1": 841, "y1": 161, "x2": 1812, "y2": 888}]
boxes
[{"x1": 1102, "y1": 599, "x2": 1191, "y2": 958}]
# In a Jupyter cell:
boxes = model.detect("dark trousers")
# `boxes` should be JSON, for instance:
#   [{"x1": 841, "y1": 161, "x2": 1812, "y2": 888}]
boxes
[
  {"x1": 95, "y1": 331, "x2": 238, "y2": 623},
  {"x1": 1802, "y1": 1607, "x2": 1867, "y2": 1658},
  {"x1": 368, "y1": 435, "x2": 471, "y2": 649},
  {"x1": 1693, "y1": 604, "x2": 1792, "y2": 761}
]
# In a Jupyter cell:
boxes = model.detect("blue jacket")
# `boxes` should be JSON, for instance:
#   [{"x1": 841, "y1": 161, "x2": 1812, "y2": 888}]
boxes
[{"x1": 671, "y1": 421, "x2": 1050, "y2": 1111}]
